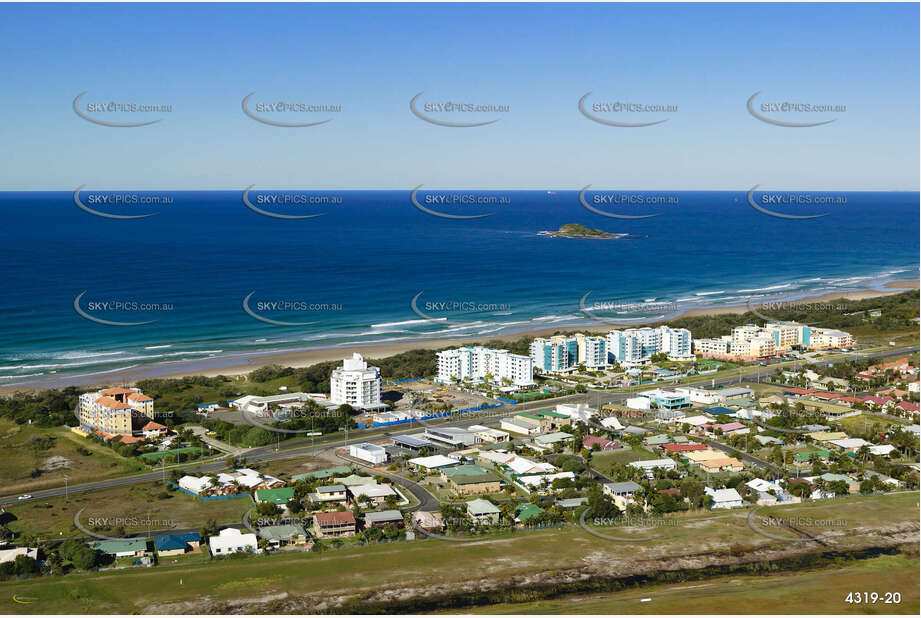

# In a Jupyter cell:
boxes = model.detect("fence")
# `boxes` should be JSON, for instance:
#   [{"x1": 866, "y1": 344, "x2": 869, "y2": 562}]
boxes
[
  {"x1": 355, "y1": 403, "x2": 506, "y2": 429},
  {"x1": 168, "y1": 481, "x2": 254, "y2": 502}
]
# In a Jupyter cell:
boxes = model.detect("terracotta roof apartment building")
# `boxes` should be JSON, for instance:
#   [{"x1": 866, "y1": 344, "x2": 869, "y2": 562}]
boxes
[{"x1": 78, "y1": 386, "x2": 155, "y2": 435}]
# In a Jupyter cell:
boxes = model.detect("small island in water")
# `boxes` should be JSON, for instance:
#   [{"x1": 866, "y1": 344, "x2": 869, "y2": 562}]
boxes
[{"x1": 538, "y1": 223, "x2": 628, "y2": 239}]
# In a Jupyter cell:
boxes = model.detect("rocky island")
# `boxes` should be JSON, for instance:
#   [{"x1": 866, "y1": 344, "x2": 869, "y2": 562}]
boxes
[{"x1": 538, "y1": 223, "x2": 627, "y2": 239}]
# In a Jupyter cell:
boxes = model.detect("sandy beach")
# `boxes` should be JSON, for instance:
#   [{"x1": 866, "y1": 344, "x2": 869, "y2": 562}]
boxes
[{"x1": 1, "y1": 279, "x2": 917, "y2": 394}]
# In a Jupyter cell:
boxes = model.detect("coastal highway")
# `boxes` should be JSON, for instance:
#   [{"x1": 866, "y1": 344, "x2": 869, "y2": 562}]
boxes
[{"x1": 1, "y1": 345, "x2": 915, "y2": 507}]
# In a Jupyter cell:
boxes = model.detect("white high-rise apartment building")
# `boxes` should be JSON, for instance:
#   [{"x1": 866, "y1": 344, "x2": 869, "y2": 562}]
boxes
[
  {"x1": 330, "y1": 353, "x2": 382, "y2": 409},
  {"x1": 437, "y1": 346, "x2": 534, "y2": 386},
  {"x1": 606, "y1": 326, "x2": 692, "y2": 364}
]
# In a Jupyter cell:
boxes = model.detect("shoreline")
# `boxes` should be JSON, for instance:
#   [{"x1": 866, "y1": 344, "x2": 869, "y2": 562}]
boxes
[{"x1": 1, "y1": 279, "x2": 917, "y2": 394}]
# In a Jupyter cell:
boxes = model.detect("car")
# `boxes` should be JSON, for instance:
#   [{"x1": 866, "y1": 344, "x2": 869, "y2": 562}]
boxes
[{"x1": 17, "y1": 494, "x2": 32, "y2": 500}]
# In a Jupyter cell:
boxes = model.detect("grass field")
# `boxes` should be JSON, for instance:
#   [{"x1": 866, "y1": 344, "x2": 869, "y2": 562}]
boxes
[
  {"x1": 1, "y1": 491, "x2": 915, "y2": 614},
  {"x1": 590, "y1": 446, "x2": 657, "y2": 471},
  {"x1": 2, "y1": 481, "x2": 253, "y2": 540},
  {"x1": 0, "y1": 420, "x2": 145, "y2": 495},
  {"x1": 452, "y1": 554, "x2": 920, "y2": 614},
  {"x1": 838, "y1": 414, "x2": 907, "y2": 437}
]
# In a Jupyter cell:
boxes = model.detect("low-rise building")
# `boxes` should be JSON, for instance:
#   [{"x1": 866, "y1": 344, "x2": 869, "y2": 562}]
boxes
[
  {"x1": 466, "y1": 498, "x2": 500, "y2": 525},
  {"x1": 349, "y1": 442, "x2": 388, "y2": 465},
  {"x1": 209, "y1": 528, "x2": 258, "y2": 555},
  {"x1": 88, "y1": 539, "x2": 149, "y2": 558},
  {"x1": 627, "y1": 458, "x2": 678, "y2": 478},
  {"x1": 313, "y1": 511, "x2": 357, "y2": 538},
  {"x1": 364, "y1": 510, "x2": 404, "y2": 528},
  {"x1": 154, "y1": 533, "x2": 201, "y2": 557},
  {"x1": 705, "y1": 487, "x2": 743, "y2": 509}
]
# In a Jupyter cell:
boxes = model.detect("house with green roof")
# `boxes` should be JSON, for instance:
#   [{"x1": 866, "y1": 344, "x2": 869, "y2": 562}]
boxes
[
  {"x1": 334, "y1": 474, "x2": 377, "y2": 486},
  {"x1": 514, "y1": 503, "x2": 543, "y2": 524},
  {"x1": 258, "y1": 523, "x2": 308, "y2": 546},
  {"x1": 532, "y1": 431, "x2": 574, "y2": 451},
  {"x1": 442, "y1": 464, "x2": 489, "y2": 480},
  {"x1": 466, "y1": 498, "x2": 500, "y2": 525},
  {"x1": 292, "y1": 466, "x2": 351, "y2": 482},
  {"x1": 644, "y1": 434, "x2": 672, "y2": 446},
  {"x1": 794, "y1": 449, "x2": 831, "y2": 463},
  {"x1": 88, "y1": 538, "x2": 149, "y2": 558},
  {"x1": 255, "y1": 487, "x2": 295, "y2": 506}
]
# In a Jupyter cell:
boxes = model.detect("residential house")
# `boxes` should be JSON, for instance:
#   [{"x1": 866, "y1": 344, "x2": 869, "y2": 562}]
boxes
[
  {"x1": 466, "y1": 498, "x2": 501, "y2": 525},
  {"x1": 209, "y1": 528, "x2": 258, "y2": 555},
  {"x1": 364, "y1": 510, "x2": 404, "y2": 528},
  {"x1": 704, "y1": 487, "x2": 743, "y2": 509},
  {"x1": 259, "y1": 524, "x2": 308, "y2": 548},
  {"x1": 154, "y1": 532, "x2": 201, "y2": 557},
  {"x1": 88, "y1": 539, "x2": 149, "y2": 558},
  {"x1": 313, "y1": 511, "x2": 357, "y2": 538}
]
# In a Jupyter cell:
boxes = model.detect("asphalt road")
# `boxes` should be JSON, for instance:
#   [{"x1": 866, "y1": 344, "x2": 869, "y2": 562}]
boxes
[{"x1": 2, "y1": 345, "x2": 914, "y2": 507}]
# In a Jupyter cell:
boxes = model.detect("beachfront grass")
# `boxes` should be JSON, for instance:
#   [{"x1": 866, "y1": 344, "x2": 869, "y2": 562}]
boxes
[
  {"x1": 0, "y1": 419, "x2": 145, "y2": 495},
  {"x1": 452, "y1": 554, "x2": 920, "y2": 615},
  {"x1": 3, "y1": 488, "x2": 914, "y2": 614},
  {"x1": 2, "y1": 481, "x2": 253, "y2": 541}
]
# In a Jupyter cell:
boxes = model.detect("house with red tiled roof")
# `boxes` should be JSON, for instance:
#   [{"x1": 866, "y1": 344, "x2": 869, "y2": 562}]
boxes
[
  {"x1": 141, "y1": 421, "x2": 169, "y2": 438},
  {"x1": 582, "y1": 435, "x2": 619, "y2": 451},
  {"x1": 313, "y1": 511, "x2": 356, "y2": 538},
  {"x1": 663, "y1": 442, "x2": 708, "y2": 453},
  {"x1": 894, "y1": 401, "x2": 920, "y2": 414}
]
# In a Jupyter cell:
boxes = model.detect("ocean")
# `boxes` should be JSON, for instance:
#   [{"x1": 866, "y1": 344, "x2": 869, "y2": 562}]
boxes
[{"x1": 0, "y1": 189, "x2": 917, "y2": 387}]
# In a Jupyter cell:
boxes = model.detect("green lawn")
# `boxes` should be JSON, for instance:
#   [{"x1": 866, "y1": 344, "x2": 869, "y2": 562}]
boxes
[
  {"x1": 452, "y1": 554, "x2": 920, "y2": 614},
  {"x1": 2, "y1": 481, "x2": 253, "y2": 541},
  {"x1": 3, "y1": 491, "x2": 915, "y2": 614},
  {"x1": 0, "y1": 420, "x2": 145, "y2": 495}
]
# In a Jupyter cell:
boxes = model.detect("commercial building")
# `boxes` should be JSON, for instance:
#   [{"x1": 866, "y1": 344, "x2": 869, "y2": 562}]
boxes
[
  {"x1": 230, "y1": 392, "x2": 339, "y2": 417},
  {"x1": 330, "y1": 353, "x2": 383, "y2": 409},
  {"x1": 424, "y1": 426, "x2": 477, "y2": 447},
  {"x1": 348, "y1": 442, "x2": 388, "y2": 465},
  {"x1": 78, "y1": 387, "x2": 154, "y2": 435}
]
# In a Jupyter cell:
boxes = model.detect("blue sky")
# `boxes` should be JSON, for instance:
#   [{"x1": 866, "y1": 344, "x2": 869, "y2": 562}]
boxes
[{"x1": 0, "y1": 2, "x2": 917, "y2": 190}]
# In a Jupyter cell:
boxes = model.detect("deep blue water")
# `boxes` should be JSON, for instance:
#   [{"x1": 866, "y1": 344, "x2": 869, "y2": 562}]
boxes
[{"x1": 0, "y1": 189, "x2": 917, "y2": 386}]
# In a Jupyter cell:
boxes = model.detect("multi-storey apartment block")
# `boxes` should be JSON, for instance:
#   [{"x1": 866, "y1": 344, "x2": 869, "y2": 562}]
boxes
[
  {"x1": 437, "y1": 346, "x2": 534, "y2": 386},
  {"x1": 77, "y1": 387, "x2": 154, "y2": 435},
  {"x1": 330, "y1": 353, "x2": 382, "y2": 409}
]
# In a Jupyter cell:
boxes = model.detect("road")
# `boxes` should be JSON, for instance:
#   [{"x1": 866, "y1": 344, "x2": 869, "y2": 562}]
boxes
[{"x1": 2, "y1": 345, "x2": 914, "y2": 507}]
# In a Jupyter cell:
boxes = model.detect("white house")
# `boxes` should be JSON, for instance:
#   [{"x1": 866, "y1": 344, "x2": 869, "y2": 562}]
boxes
[
  {"x1": 625, "y1": 396, "x2": 652, "y2": 411},
  {"x1": 555, "y1": 403, "x2": 598, "y2": 423},
  {"x1": 349, "y1": 442, "x2": 388, "y2": 465},
  {"x1": 705, "y1": 487, "x2": 743, "y2": 509},
  {"x1": 209, "y1": 528, "x2": 259, "y2": 555},
  {"x1": 627, "y1": 458, "x2": 677, "y2": 478}
]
